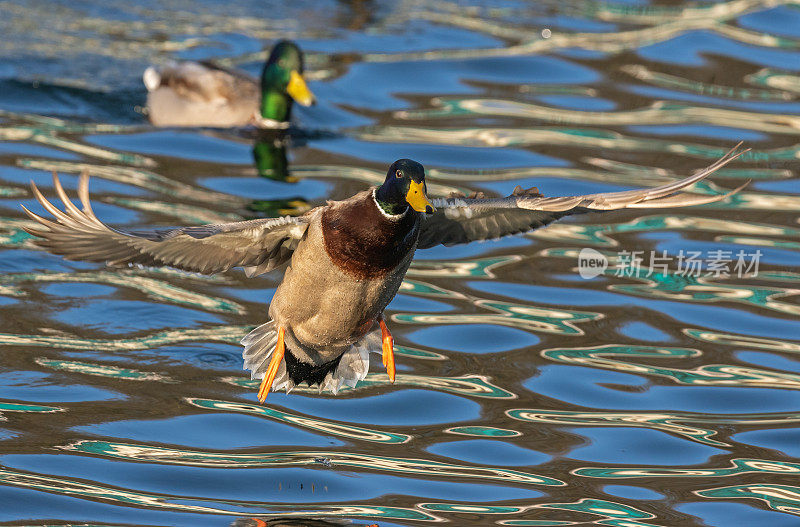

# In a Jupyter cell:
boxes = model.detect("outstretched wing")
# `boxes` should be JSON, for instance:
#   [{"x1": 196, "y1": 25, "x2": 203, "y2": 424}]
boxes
[
  {"x1": 22, "y1": 173, "x2": 310, "y2": 276},
  {"x1": 418, "y1": 145, "x2": 748, "y2": 249}
]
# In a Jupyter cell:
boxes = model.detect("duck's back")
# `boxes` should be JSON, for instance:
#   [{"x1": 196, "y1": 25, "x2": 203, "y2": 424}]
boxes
[{"x1": 144, "y1": 62, "x2": 259, "y2": 127}]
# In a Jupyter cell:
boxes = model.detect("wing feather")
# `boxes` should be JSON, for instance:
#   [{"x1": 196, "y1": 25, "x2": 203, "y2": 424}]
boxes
[
  {"x1": 419, "y1": 144, "x2": 748, "y2": 249},
  {"x1": 23, "y1": 173, "x2": 310, "y2": 276}
]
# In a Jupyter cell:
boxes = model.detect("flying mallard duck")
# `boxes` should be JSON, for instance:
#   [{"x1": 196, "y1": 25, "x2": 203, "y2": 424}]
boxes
[
  {"x1": 143, "y1": 40, "x2": 315, "y2": 128},
  {"x1": 21, "y1": 147, "x2": 746, "y2": 400}
]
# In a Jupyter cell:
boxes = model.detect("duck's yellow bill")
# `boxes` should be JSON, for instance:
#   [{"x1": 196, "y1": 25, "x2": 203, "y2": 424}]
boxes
[
  {"x1": 406, "y1": 180, "x2": 435, "y2": 214},
  {"x1": 287, "y1": 70, "x2": 315, "y2": 106}
]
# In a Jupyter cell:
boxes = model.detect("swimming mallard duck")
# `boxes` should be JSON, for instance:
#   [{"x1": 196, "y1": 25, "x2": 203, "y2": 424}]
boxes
[
  {"x1": 143, "y1": 40, "x2": 315, "y2": 128},
  {"x1": 21, "y1": 147, "x2": 746, "y2": 400}
]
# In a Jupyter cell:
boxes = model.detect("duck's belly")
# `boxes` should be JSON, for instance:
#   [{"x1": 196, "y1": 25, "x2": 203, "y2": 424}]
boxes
[{"x1": 268, "y1": 221, "x2": 413, "y2": 362}]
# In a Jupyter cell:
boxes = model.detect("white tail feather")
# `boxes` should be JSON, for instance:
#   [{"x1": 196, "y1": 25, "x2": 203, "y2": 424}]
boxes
[
  {"x1": 142, "y1": 67, "x2": 161, "y2": 92},
  {"x1": 241, "y1": 321, "x2": 378, "y2": 395}
]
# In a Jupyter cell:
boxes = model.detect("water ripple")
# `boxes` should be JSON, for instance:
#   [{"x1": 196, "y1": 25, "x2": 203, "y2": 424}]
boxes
[
  {"x1": 525, "y1": 498, "x2": 658, "y2": 527},
  {"x1": 16, "y1": 158, "x2": 243, "y2": 206},
  {"x1": 408, "y1": 256, "x2": 522, "y2": 279},
  {"x1": 622, "y1": 64, "x2": 794, "y2": 101},
  {"x1": 397, "y1": 279, "x2": 601, "y2": 336},
  {"x1": 62, "y1": 440, "x2": 564, "y2": 486},
  {"x1": 575, "y1": 458, "x2": 800, "y2": 478},
  {"x1": 34, "y1": 358, "x2": 170, "y2": 382},
  {"x1": 685, "y1": 328, "x2": 800, "y2": 353},
  {"x1": 397, "y1": 98, "x2": 800, "y2": 135},
  {"x1": 445, "y1": 426, "x2": 521, "y2": 438},
  {"x1": 1, "y1": 127, "x2": 154, "y2": 167},
  {"x1": 542, "y1": 345, "x2": 800, "y2": 389},
  {"x1": 697, "y1": 484, "x2": 800, "y2": 516},
  {"x1": 185, "y1": 398, "x2": 413, "y2": 444},
  {"x1": 357, "y1": 125, "x2": 800, "y2": 161},
  {"x1": 0, "y1": 401, "x2": 63, "y2": 418},
  {"x1": 364, "y1": 0, "x2": 794, "y2": 62},
  {"x1": 0, "y1": 269, "x2": 243, "y2": 313},
  {"x1": 532, "y1": 214, "x2": 800, "y2": 246},
  {"x1": 0, "y1": 325, "x2": 250, "y2": 350},
  {"x1": 508, "y1": 408, "x2": 800, "y2": 447},
  {"x1": 0, "y1": 465, "x2": 442, "y2": 521},
  {"x1": 607, "y1": 268, "x2": 800, "y2": 317},
  {"x1": 748, "y1": 68, "x2": 800, "y2": 93}
]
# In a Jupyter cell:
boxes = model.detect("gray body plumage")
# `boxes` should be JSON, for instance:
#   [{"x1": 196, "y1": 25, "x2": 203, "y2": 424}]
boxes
[{"x1": 144, "y1": 62, "x2": 262, "y2": 127}]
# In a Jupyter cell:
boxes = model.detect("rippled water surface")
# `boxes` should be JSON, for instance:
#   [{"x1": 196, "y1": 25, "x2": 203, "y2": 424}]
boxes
[{"x1": 1, "y1": 1, "x2": 799, "y2": 525}]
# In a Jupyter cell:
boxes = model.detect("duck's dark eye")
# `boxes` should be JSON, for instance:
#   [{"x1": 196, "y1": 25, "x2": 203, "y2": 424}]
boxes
[
  {"x1": 279, "y1": 60, "x2": 286, "y2": 68},
  {"x1": 395, "y1": 170, "x2": 403, "y2": 178}
]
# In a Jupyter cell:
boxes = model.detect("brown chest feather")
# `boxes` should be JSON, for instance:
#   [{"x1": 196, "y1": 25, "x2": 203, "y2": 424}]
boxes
[{"x1": 321, "y1": 194, "x2": 418, "y2": 279}]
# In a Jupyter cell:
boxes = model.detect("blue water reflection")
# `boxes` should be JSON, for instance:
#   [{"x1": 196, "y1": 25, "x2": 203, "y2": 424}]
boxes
[
  {"x1": 528, "y1": 365, "x2": 800, "y2": 412},
  {"x1": 566, "y1": 427, "x2": 723, "y2": 465},
  {"x1": 427, "y1": 439, "x2": 550, "y2": 467},
  {"x1": 274, "y1": 389, "x2": 481, "y2": 426},
  {"x1": 677, "y1": 501, "x2": 800, "y2": 527},
  {"x1": 73, "y1": 413, "x2": 344, "y2": 449}
]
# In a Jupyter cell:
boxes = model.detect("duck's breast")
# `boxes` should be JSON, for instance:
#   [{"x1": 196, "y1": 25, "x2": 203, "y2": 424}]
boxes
[{"x1": 269, "y1": 195, "x2": 418, "y2": 359}]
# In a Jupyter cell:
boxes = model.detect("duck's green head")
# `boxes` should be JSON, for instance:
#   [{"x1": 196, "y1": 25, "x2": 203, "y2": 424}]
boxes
[
  {"x1": 260, "y1": 40, "x2": 315, "y2": 122},
  {"x1": 376, "y1": 159, "x2": 435, "y2": 216}
]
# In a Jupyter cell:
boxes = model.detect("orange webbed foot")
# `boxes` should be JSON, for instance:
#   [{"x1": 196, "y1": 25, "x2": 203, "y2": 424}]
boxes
[
  {"x1": 258, "y1": 326, "x2": 285, "y2": 403},
  {"x1": 379, "y1": 316, "x2": 395, "y2": 383}
]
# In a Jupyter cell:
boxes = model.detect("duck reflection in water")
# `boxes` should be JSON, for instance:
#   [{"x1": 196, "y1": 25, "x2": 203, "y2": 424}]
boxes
[
  {"x1": 247, "y1": 131, "x2": 311, "y2": 218},
  {"x1": 253, "y1": 132, "x2": 292, "y2": 182}
]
